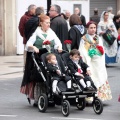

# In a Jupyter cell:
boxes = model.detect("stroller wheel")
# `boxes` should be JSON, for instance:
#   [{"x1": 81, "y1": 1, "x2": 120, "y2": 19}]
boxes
[
  {"x1": 38, "y1": 93, "x2": 48, "y2": 112},
  {"x1": 76, "y1": 98, "x2": 86, "y2": 110},
  {"x1": 92, "y1": 98, "x2": 103, "y2": 114},
  {"x1": 61, "y1": 100, "x2": 70, "y2": 117}
]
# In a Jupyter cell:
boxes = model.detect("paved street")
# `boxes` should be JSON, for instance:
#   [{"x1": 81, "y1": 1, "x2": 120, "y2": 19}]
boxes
[{"x1": 0, "y1": 55, "x2": 120, "y2": 120}]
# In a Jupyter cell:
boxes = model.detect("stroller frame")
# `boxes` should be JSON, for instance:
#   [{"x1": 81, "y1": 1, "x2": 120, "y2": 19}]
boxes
[{"x1": 31, "y1": 51, "x2": 103, "y2": 117}]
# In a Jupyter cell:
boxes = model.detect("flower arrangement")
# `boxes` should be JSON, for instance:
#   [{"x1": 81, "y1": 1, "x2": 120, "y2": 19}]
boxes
[
  {"x1": 64, "y1": 40, "x2": 72, "y2": 52},
  {"x1": 88, "y1": 35, "x2": 104, "y2": 58},
  {"x1": 43, "y1": 40, "x2": 51, "y2": 53},
  {"x1": 43, "y1": 40, "x2": 51, "y2": 45},
  {"x1": 88, "y1": 45, "x2": 104, "y2": 58}
]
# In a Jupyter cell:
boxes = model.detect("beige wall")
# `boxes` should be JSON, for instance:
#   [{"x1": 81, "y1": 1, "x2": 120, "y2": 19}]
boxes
[{"x1": 0, "y1": 0, "x2": 16, "y2": 55}]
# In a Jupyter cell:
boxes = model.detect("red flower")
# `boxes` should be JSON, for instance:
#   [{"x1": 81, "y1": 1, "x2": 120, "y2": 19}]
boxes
[
  {"x1": 64, "y1": 40, "x2": 72, "y2": 44},
  {"x1": 96, "y1": 45, "x2": 104, "y2": 55},
  {"x1": 117, "y1": 35, "x2": 120, "y2": 41},
  {"x1": 43, "y1": 40, "x2": 51, "y2": 45}
]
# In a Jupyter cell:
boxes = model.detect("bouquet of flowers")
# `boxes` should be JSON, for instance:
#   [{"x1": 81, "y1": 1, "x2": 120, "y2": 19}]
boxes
[
  {"x1": 88, "y1": 45, "x2": 104, "y2": 58},
  {"x1": 43, "y1": 40, "x2": 51, "y2": 53},
  {"x1": 64, "y1": 40, "x2": 72, "y2": 52}
]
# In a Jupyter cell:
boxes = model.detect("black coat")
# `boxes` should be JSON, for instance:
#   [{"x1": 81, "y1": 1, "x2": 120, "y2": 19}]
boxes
[
  {"x1": 24, "y1": 16, "x2": 39, "y2": 41},
  {"x1": 50, "y1": 15, "x2": 68, "y2": 50},
  {"x1": 67, "y1": 58, "x2": 89, "y2": 75},
  {"x1": 47, "y1": 63, "x2": 62, "y2": 77},
  {"x1": 68, "y1": 26, "x2": 86, "y2": 50}
]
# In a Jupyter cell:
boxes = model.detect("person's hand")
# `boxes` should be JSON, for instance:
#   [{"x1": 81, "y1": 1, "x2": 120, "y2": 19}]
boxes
[
  {"x1": 86, "y1": 70, "x2": 91, "y2": 76},
  {"x1": 78, "y1": 73, "x2": 84, "y2": 78},
  {"x1": 56, "y1": 69, "x2": 61, "y2": 75},
  {"x1": 57, "y1": 48, "x2": 63, "y2": 53},
  {"x1": 108, "y1": 27, "x2": 114, "y2": 31},
  {"x1": 100, "y1": 31, "x2": 105, "y2": 35},
  {"x1": 33, "y1": 46, "x2": 39, "y2": 53}
]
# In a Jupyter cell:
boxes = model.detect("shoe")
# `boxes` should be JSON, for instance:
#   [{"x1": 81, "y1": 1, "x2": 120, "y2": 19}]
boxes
[{"x1": 33, "y1": 102, "x2": 38, "y2": 107}]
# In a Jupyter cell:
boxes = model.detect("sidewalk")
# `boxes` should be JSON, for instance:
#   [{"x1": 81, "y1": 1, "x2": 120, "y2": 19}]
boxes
[{"x1": 0, "y1": 55, "x2": 24, "y2": 80}]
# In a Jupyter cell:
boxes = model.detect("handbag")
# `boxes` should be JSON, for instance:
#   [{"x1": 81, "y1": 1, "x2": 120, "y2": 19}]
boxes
[{"x1": 102, "y1": 29, "x2": 116, "y2": 45}]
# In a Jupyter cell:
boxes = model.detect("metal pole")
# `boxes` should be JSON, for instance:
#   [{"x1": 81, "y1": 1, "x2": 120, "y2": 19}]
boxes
[{"x1": 47, "y1": 0, "x2": 51, "y2": 15}]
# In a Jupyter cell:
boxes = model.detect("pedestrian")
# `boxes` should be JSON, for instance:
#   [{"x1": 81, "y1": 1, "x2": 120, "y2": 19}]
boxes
[
  {"x1": 24, "y1": 6, "x2": 44, "y2": 41},
  {"x1": 107, "y1": 6, "x2": 114, "y2": 21},
  {"x1": 18, "y1": 4, "x2": 36, "y2": 64},
  {"x1": 97, "y1": 11, "x2": 118, "y2": 65},
  {"x1": 49, "y1": 4, "x2": 68, "y2": 50},
  {"x1": 65, "y1": 10, "x2": 71, "y2": 30},
  {"x1": 113, "y1": 15, "x2": 120, "y2": 30},
  {"x1": 20, "y1": 14, "x2": 62, "y2": 106},
  {"x1": 68, "y1": 14, "x2": 86, "y2": 50},
  {"x1": 79, "y1": 21, "x2": 112, "y2": 101},
  {"x1": 90, "y1": 8, "x2": 100, "y2": 24},
  {"x1": 74, "y1": 7, "x2": 86, "y2": 27}
]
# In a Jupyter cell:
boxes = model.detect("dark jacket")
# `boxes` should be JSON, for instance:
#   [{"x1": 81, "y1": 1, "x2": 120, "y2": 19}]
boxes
[
  {"x1": 24, "y1": 16, "x2": 39, "y2": 41},
  {"x1": 18, "y1": 12, "x2": 33, "y2": 44},
  {"x1": 90, "y1": 15, "x2": 100, "y2": 24},
  {"x1": 67, "y1": 58, "x2": 89, "y2": 75},
  {"x1": 47, "y1": 63, "x2": 62, "y2": 77},
  {"x1": 50, "y1": 15, "x2": 68, "y2": 50},
  {"x1": 68, "y1": 25, "x2": 86, "y2": 50}
]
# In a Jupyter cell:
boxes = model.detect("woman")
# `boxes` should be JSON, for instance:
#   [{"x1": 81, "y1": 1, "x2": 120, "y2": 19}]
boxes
[
  {"x1": 97, "y1": 11, "x2": 118, "y2": 65},
  {"x1": 20, "y1": 14, "x2": 62, "y2": 105},
  {"x1": 68, "y1": 14, "x2": 86, "y2": 50},
  {"x1": 79, "y1": 21, "x2": 112, "y2": 101}
]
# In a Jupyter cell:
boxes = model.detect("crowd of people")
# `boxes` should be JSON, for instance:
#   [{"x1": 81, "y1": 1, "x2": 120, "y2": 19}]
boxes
[{"x1": 18, "y1": 4, "x2": 120, "y2": 105}]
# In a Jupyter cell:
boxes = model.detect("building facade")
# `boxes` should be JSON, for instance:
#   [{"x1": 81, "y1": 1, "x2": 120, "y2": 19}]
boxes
[{"x1": 0, "y1": 0, "x2": 120, "y2": 55}]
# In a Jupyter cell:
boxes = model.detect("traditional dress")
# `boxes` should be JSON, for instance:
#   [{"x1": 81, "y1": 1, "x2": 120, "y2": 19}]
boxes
[
  {"x1": 79, "y1": 34, "x2": 112, "y2": 101},
  {"x1": 97, "y1": 11, "x2": 118, "y2": 64},
  {"x1": 20, "y1": 26, "x2": 62, "y2": 103}
]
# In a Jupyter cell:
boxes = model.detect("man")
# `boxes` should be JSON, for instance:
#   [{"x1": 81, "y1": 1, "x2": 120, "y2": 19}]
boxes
[
  {"x1": 90, "y1": 8, "x2": 100, "y2": 24},
  {"x1": 18, "y1": 4, "x2": 36, "y2": 64},
  {"x1": 24, "y1": 7, "x2": 44, "y2": 41},
  {"x1": 65, "y1": 10, "x2": 71, "y2": 30},
  {"x1": 49, "y1": 4, "x2": 68, "y2": 50},
  {"x1": 74, "y1": 7, "x2": 86, "y2": 27},
  {"x1": 107, "y1": 6, "x2": 114, "y2": 21}
]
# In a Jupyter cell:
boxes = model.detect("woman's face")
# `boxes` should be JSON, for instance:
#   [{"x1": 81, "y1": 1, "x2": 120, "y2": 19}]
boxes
[
  {"x1": 104, "y1": 12, "x2": 109, "y2": 21},
  {"x1": 87, "y1": 24, "x2": 96, "y2": 35},
  {"x1": 40, "y1": 18, "x2": 50, "y2": 31}
]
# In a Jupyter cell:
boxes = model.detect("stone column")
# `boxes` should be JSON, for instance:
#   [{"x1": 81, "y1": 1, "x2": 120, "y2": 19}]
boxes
[
  {"x1": 4, "y1": 0, "x2": 17, "y2": 55},
  {"x1": 0, "y1": 0, "x2": 5, "y2": 55},
  {"x1": 0, "y1": 0, "x2": 16, "y2": 55}
]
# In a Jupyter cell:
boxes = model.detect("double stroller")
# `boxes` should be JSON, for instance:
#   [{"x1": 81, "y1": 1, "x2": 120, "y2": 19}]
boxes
[{"x1": 31, "y1": 49, "x2": 103, "y2": 117}]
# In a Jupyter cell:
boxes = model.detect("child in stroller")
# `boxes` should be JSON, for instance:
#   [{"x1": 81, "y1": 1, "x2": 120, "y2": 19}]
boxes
[
  {"x1": 67, "y1": 49, "x2": 96, "y2": 91},
  {"x1": 46, "y1": 53, "x2": 73, "y2": 94}
]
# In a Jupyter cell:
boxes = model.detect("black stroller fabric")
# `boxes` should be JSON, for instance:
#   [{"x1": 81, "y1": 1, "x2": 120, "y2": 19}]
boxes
[
  {"x1": 21, "y1": 48, "x2": 48, "y2": 87},
  {"x1": 40, "y1": 52, "x2": 68, "y2": 92}
]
